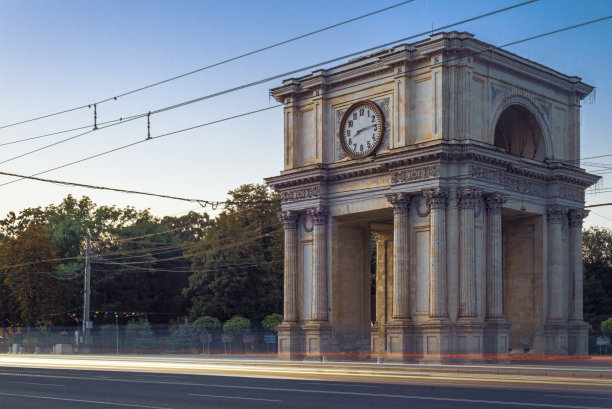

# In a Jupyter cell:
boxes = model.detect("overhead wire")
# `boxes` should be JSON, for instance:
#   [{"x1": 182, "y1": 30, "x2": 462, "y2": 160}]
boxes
[{"x1": 0, "y1": 0, "x2": 418, "y2": 132}]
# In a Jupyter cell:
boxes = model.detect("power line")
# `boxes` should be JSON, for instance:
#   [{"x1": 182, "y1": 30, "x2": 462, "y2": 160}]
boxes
[
  {"x1": 0, "y1": 0, "x2": 539, "y2": 161},
  {"x1": 0, "y1": 0, "x2": 417, "y2": 132}
]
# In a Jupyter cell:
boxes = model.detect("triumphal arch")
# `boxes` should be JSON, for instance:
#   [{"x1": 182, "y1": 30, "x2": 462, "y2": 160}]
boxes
[{"x1": 265, "y1": 32, "x2": 599, "y2": 360}]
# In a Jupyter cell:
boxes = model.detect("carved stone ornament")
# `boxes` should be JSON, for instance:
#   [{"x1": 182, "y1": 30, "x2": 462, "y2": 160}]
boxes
[
  {"x1": 470, "y1": 165, "x2": 546, "y2": 197},
  {"x1": 546, "y1": 205, "x2": 567, "y2": 224},
  {"x1": 491, "y1": 83, "x2": 510, "y2": 103},
  {"x1": 279, "y1": 211, "x2": 299, "y2": 229},
  {"x1": 308, "y1": 207, "x2": 328, "y2": 226},
  {"x1": 415, "y1": 196, "x2": 431, "y2": 218},
  {"x1": 280, "y1": 186, "x2": 320, "y2": 203},
  {"x1": 568, "y1": 209, "x2": 589, "y2": 228},
  {"x1": 391, "y1": 165, "x2": 440, "y2": 184},
  {"x1": 385, "y1": 192, "x2": 410, "y2": 213},
  {"x1": 457, "y1": 187, "x2": 481, "y2": 209},
  {"x1": 424, "y1": 188, "x2": 449, "y2": 210},
  {"x1": 484, "y1": 193, "x2": 507, "y2": 214}
]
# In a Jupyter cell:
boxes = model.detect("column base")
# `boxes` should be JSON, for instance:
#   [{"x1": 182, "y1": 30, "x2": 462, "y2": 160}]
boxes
[
  {"x1": 420, "y1": 318, "x2": 452, "y2": 362},
  {"x1": 303, "y1": 322, "x2": 331, "y2": 360},
  {"x1": 455, "y1": 318, "x2": 485, "y2": 361},
  {"x1": 544, "y1": 320, "x2": 568, "y2": 356},
  {"x1": 484, "y1": 319, "x2": 511, "y2": 362},
  {"x1": 277, "y1": 322, "x2": 303, "y2": 360},
  {"x1": 370, "y1": 324, "x2": 386, "y2": 358},
  {"x1": 567, "y1": 320, "x2": 590, "y2": 356},
  {"x1": 385, "y1": 320, "x2": 418, "y2": 362}
]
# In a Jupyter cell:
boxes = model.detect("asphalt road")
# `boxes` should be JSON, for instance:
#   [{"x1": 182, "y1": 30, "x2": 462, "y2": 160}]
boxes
[{"x1": 0, "y1": 366, "x2": 611, "y2": 409}]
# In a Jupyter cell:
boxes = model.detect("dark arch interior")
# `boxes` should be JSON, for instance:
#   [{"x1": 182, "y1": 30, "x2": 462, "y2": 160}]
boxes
[{"x1": 494, "y1": 105, "x2": 546, "y2": 161}]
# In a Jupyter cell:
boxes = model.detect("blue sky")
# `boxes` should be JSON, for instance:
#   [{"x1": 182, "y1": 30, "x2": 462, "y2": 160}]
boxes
[{"x1": 0, "y1": 0, "x2": 611, "y2": 226}]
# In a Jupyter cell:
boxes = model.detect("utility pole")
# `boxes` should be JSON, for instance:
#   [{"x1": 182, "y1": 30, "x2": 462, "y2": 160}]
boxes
[{"x1": 82, "y1": 235, "x2": 91, "y2": 346}]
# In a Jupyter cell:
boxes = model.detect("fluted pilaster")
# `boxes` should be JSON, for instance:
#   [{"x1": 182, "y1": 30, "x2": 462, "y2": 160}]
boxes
[
  {"x1": 280, "y1": 211, "x2": 299, "y2": 322},
  {"x1": 386, "y1": 192, "x2": 411, "y2": 320},
  {"x1": 485, "y1": 193, "x2": 506, "y2": 319},
  {"x1": 547, "y1": 205, "x2": 567, "y2": 320},
  {"x1": 458, "y1": 188, "x2": 480, "y2": 318},
  {"x1": 308, "y1": 207, "x2": 328, "y2": 322},
  {"x1": 569, "y1": 209, "x2": 588, "y2": 321},
  {"x1": 424, "y1": 188, "x2": 449, "y2": 318}
]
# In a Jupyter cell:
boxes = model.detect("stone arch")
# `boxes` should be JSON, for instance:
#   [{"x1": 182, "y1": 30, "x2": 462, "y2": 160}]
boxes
[{"x1": 490, "y1": 95, "x2": 552, "y2": 162}]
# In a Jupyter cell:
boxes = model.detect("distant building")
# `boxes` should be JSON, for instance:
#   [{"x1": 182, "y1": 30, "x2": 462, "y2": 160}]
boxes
[{"x1": 266, "y1": 32, "x2": 599, "y2": 361}]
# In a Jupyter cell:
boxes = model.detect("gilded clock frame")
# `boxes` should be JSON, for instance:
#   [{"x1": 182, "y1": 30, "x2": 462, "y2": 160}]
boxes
[{"x1": 338, "y1": 100, "x2": 385, "y2": 160}]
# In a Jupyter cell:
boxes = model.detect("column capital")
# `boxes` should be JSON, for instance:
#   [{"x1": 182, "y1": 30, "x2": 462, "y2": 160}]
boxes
[
  {"x1": 547, "y1": 205, "x2": 568, "y2": 224},
  {"x1": 279, "y1": 211, "x2": 299, "y2": 229},
  {"x1": 308, "y1": 207, "x2": 328, "y2": 226},
  {"x1": 484, "y1": 193, "x2": 507, "y2": 213},
  {"x1": 386, "y1": 192, "x2": 411, "y2": 213},
  {"x1": 424, "y1": 188, "x2": 449, "y2": 210},
  {"x1": 457, "y1": 187, "x2": 481, "y2": 209},
  {"x1": 568, "y1": 209, "x2": 589, "y2": 228}
]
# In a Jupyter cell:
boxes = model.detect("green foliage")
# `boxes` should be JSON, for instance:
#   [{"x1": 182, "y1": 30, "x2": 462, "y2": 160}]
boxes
[
  {"x1": 582, "y1": 227, "x2": 612, "y2": 333},
  {"x1": 261, "y1": 313, "x2": 283, "y2": 334},
  {"x1": 223, "y1": 316, "x2": 250, "y2": 336},
  {"x1": 167, "y1": 321, "x2": 195, "y2": 351},
  {"x1": 192, "y1": 316, "x2": 220, "y2": 332},
  {"x1": 126, "y1": 319, "x2": 155, "y2": 351},
  {"x1": 601, "y1": 318, "x2": 612, "y2": 337},
  {"x1": 184, "y1": 184, "x2": 282, "y2": 323}
]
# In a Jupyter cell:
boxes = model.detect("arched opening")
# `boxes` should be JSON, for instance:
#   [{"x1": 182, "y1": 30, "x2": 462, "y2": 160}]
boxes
[{"x1": 494, "y1": 105, "x2": 546, "y2": 161}]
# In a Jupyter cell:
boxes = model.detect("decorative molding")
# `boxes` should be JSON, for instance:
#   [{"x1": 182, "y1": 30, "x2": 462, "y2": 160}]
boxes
[
  {"x1": 491, "y1": 83, "x2": 510, "y2": 103},
  {"x1": 424, "y1": 188, "x2": 448, "y2": 210},
  {"x1": 546, "y1": 205, "x2": 567, "y2": 224},
  {"x1": 302, "y1": 213, "x2": 314, "y2": 232},
  {"x1": 391, "y1": 164, "x2": 440, "y2": 184},
  {"x1": 279, "y1": 211, "x2": 299, "y2": 229},
  {"x1": 484, "y1": 193, "x2": 507, "y2": 214},
  {"x1": 385, "y1": 192, "x2": 410, "y2": 213},
  {"x1": 280, "y1": 186, "x2": 320, "y2": 203},
  {"x1": 415, "y1": 196, "x2": 431, "y2": 218},
  {"x1": 558, "y1": 185, "x2": 584, "y2": 201},
  {"x1": 308, "y1": 207, "x2": 328, "y2": 225},
  {"x1": 568, "y1": 209, "x2": 589, "y2": 228},
  {"x1": 470, "y1": 165, "x2": 546, "y2": 197},
  {"x1": 457, "y1": 187, "x2": 481, "y2": 209}
]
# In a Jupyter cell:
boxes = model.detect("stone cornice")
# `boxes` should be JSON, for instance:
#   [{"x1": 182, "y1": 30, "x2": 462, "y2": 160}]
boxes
[
  {"x1": 265, "y1": 141, "x2": 600, "y2": 195},
  {"x1": 270, "y1": 32, "x2": 593, "y2": 103}
]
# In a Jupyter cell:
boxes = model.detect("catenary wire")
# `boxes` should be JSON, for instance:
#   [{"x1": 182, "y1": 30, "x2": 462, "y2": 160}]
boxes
[{"x1": 0, "y1": 0, "x2": 418, "y2": 132}]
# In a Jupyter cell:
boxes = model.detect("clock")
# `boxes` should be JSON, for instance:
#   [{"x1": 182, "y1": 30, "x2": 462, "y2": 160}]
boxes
[{"x1": 339, "y1": 100, "x2": 385, "y2": 159}]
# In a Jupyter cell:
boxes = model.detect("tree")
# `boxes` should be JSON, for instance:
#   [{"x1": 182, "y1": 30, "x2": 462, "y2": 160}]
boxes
[
  {"x1": 223, "y1": 316, "x2": 251, "y2": 336},
  {"x1": 192, "y1": 316, "x2": 220, "y2": 333},
  {"x1": 582, "y1": 227, "x2": 612, "y2": 333},
  {"x1": 0, "y1": 225, "x2": 63, "y2": 327},
  {"x1": 261, "y1": 313, "x2": 283, "y2": 334},
  {"x1": 183, "y1": 184, "x2": 282, "y2": 323},
  {"x1": 602, "y1": 318, "x2": 612, "y2": 338}
]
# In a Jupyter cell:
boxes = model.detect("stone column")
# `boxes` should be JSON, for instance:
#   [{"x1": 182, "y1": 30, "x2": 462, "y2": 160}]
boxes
[
  {"x1": 547, "y1": 206, "x2": 567, "y2": 321},
  {"x1": 568, "y1": 209, "x2": 588, "y2": 321},
  {"x1": 309, "y1": 207, "x2": 328, "y2": 322},
  {"x1": 457, "y1": 188, "x2": 480, "y2": 318},
  {"x1": 425, "y1": 188, "x2": 449, "y2": 319},
  {"x1": 385, "y1": 193, "x2": 411, "y2": 320},
  {"x1": 485, "y1": 193, "x2": 506, "y2": 319},
  {"x1": 421, "y1": 188, "x2": 451, "y2": 361},
  {"x1": 280, "y1": 211, "x2": 299, "y2": 323},
  {"x1": 545, "y1": 205, "x2": 568, "y2": 355},
  {"x1": 568, "y1": 209, "x2": 589, "y2": 356},
  {"x1": 483, "y1": 193, "x2": 510, "y2": 360}
]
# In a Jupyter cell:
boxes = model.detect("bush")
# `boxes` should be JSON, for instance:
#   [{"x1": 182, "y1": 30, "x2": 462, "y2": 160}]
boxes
[
  {"x1": 223, "y1": 316, "x2": 250, "y2": 336},
  {"x1": 192, "y1": 316, "x2": 220, "y2": 333},
  {"x1": 261, "y1": 313, "x2": 283, "y2": 334},
  {"x1": 602, "y1": 318, "x2": 612, "y2": 337},
  {"x1": 168, "y1": 320, "x2": 196, "y2": 351}
]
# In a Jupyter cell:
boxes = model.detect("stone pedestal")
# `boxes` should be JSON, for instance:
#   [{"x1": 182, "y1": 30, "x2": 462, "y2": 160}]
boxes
[
  {"x1": 484, "y1": 320, "x2": 511, "y2": 361},
  {"x1": 421, "y1": 319, "x2": 451, "y2": 361},
  {"x1": 567, "y1": 321, "x2": 589, "y2": 356},
  {"x1": 385, "y1": 320, "x2": 417, "y2": 362},
  {"x1": 455, "y1": 318, "x2": 484, "y2": 360},
  {"x1": 544, "y1": 321, "x2": 568, "y2": 356},
  {"x1": 303, "y1": 322, "x2": 331, "y2": 359},
  {"x1": 277, "y1": 323, "x2": 303, "y2": 360}
]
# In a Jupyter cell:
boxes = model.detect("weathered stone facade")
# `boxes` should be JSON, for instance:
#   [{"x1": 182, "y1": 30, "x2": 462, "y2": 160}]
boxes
[{"x1": 265, "y1": 32, "x2": 599, "y2": 360}]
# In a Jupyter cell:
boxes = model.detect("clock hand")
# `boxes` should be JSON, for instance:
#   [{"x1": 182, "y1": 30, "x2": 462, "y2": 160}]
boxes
[{"x1": 353, "y1": 124, "x2": 375, "y2": 137}]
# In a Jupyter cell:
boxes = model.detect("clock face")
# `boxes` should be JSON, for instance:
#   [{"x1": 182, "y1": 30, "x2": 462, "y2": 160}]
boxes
[{"x1": 339, "y1": 100, "x2": 385, "y2": 159}]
